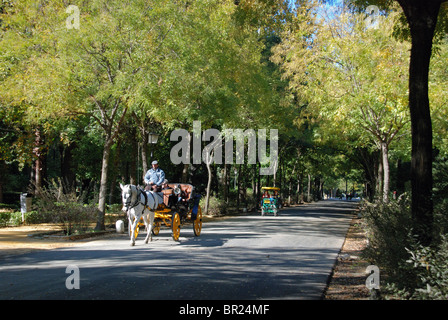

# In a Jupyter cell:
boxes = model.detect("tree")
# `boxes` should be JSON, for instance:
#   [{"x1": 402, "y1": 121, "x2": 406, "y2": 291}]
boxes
[
  {"x1": 347, "y1": 0, "x2": 448, "y2": 245},
  {"x1": 0, "y1": 0, "x2": 181, "y2": 229},
  {"x1": 272, "y1": 2, "x2": 410, "y2": 202},
  {"x1": 1, "y1": 0, "x2": 295, "y2": 215},
  {"x1": 393, "y1": 0, "x2": 447, "y2": 246}
]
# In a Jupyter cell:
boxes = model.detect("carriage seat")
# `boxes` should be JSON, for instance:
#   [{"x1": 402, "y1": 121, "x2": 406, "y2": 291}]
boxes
[{"x1": 161, "y1": 183, "x2": 194, "y2": 207}]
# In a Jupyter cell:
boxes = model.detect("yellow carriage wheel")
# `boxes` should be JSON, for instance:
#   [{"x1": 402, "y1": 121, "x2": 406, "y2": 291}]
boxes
[
  {"x1": 192, "y1": 206, "x2": 202, "y2": 236},
  {"x1": 152, "y1": 221, "x2": 161, "y2": 235},
  {"x1": 172, "y1": 212, "x2": 181, "y2": 241}
]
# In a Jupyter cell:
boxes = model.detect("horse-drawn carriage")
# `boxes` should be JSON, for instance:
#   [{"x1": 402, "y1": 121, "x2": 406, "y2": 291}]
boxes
[
  {"x1": 120, "y1": 183, "x2": 202, "y2": 245},
  {"x1": 150, "y1": 183, "x2": 202, "y2": 241},
  {"x1": 260, "y1": 186, "x2": 281, "y2": 216}
]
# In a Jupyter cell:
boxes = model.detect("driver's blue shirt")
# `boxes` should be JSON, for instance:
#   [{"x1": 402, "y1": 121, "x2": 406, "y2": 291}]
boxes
[{"x1": 144, "y1": 168, "x2": 165, "y2": 186}]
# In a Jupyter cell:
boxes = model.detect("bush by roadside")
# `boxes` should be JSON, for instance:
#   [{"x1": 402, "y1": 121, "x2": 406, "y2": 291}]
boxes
[
  {"x1": 360, "y1": 193, "x2": 448, "y2": 299},
  {"x1": 200, "y1": 195, "x2": 227, "y2": 216},
  {"x1": 0, "y1": 209, "x2": 48, "y2": 227},
  {"x1": 32, "y1": 180, "x2": 99, "y2": 235}
]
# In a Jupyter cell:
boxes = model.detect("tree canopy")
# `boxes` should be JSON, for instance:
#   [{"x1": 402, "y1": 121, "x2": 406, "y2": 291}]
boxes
[{"x1": 0, "y1": 0, "x2": 447, "y2": 244}]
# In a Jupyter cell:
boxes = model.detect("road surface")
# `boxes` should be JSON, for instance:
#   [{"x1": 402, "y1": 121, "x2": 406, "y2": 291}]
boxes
[{"x1": 0, "y1": 200, "x2": 358, "y2": 301}]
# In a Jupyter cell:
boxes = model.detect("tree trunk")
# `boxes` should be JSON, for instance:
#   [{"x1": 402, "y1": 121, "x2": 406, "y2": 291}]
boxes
[
  {"x1": 397, "y1": 0, "x2": 442, "y2": 245},
  {"x1": 314, "y1": 176, "x2": 321, "y2": 201},
  {"x1": 288, "y1": 178, "x2": 292, "y2": 205},
  {"x1": 345, "y1": 178, "x2": 348, "y2": 199},
  {"x1": 92, "y1": 100, "x2": 127, "y2": 231},
  {"x1": 298, "y1": 172, "x2": 304, "y2": 203},
  {"x1": 109, "y1": 138, "x2": 123, "y2": 204},
  {"x1": 357, "y1": 148, "x2": 378, "y2": 201},
  {"x1": 289, "y1": 163, "x2": 296, "y2": 205},
  {"x1": 0, "y1": 161, "x2": 5, "y2": 203},
  {"x1": 252, "y1": 164, "x2": 257, "y2": 206},
  {"x1": 376, "y1": 154, "x2": 383, "y2": 200},
  {"x1": 204, "y1": 154, "x2": 213, "y2": 215},
  {"x1": 141, "y1": 135, "x2": 149, "y2": 182},
  {"x1": 96, "y1": 138, "x2": 113, "y2": 231},
  {"x1": 307, "y1": 173, "x2": 311, "y2": 202},
  {"x1": 32, "y1": 128, "x2": 46, "y2": 195},
  {"x1": 181, "y1": 164, "x2": 189, "y2": 183},
  {"x1": 236, "y1": 165, "x2": 241, "y2": 210},
  {"x1": 296, "y1": 175, "x2": 300, "y2": 204},
  {"x1": 320, "y1": 180, "x2": 324, "y2": 200},
  {"x1": 381, "y1": 141, "x2": 390, "y2": 203},
  {"x1": 256, "y1": 162, "x2": 261, "y2": 208},
  {"x1": 60, "y1": 141, "x2": 76, "y2": 193}
]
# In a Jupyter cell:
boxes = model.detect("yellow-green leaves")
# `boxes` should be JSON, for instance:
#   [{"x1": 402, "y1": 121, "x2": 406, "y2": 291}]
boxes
[{"x1": 273, "y1": 3, "x2": 411, "y2": 150}]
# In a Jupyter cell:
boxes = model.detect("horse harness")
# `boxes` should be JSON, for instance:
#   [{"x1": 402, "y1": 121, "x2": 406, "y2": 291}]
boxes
[{"x1": 124, "y1": 185, "x2": 156, "y2": 214}]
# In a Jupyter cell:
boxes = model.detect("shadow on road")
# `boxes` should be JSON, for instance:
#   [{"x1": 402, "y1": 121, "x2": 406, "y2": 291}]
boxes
[{"x1": 0, "y1": 199, "x2": 358, "y2": 300}]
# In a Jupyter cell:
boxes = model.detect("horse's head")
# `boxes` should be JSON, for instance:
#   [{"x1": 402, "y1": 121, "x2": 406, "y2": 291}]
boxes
[{"x1": 120, "y1": 183, "x2": 134, "y2": 212}]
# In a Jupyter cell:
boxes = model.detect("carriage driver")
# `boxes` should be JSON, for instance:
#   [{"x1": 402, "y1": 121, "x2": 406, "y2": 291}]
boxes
[{"x1": 144, "y1": 160, "x2": 165, "y2": 192}]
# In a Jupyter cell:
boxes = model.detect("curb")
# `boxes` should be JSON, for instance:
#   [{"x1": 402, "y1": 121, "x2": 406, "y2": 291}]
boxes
[{"x1": 28, "y1": 229, "x2": 116, "y2": 241}]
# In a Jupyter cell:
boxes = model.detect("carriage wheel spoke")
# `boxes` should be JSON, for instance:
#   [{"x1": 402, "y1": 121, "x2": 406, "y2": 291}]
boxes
[
  {"x1": 172, "y1": 212, "x2": 181, "y2": 241},
  {"x1": 193, "y1": 206, "x2": 202, "y2": 236}
]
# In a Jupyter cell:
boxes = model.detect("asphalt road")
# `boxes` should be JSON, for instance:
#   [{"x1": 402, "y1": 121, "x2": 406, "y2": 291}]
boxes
[{"x1": 0, "y1": 200, "x2": 358, "y2": 301}]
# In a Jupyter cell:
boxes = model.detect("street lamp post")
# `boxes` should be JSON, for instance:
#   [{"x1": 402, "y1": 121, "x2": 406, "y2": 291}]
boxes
[{"x1": 148, "y1": 132, "x2": 159, "y2": 158}]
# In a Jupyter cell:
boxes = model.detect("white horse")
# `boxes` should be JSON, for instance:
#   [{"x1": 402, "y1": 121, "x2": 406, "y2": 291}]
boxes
[{"x1": 120, "y1": 183, "x2": 160, "y2": 246}]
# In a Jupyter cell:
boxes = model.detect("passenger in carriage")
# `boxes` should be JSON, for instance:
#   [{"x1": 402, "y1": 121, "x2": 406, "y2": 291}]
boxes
[
  {"x1": 144, "y1": 160, "x2": 165, "y2": 192},
  {"x1": 162, "y1": 179, "x2": 171, "y2": 190},
  {"x1": 175, "y1": 184, "x2": 188, "y2": 203},
  {"x1": 161, "y1": 179, "x2": 176, "y2": 208}
]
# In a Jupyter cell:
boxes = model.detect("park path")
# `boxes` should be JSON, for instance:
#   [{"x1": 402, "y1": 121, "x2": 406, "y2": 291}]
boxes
[{"x1": 0, "y1": 200, "x2": 358, "y2": 301}]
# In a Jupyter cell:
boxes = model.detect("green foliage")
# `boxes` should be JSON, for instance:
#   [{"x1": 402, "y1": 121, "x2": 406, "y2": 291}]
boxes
[
  {"x1": 0, "y1": 0, "x2": 446, "y2": 233},
  {"x1": 433, "y1": 155, "x2": 448, "y2": 237},
  {"x1": 200, "y1": 195, "x2": 227, "y2": 216},
  {"x1": 7, "y1": 211, "x2": 25, "y2": 226},
  {"x1": 273, "y1": 3, "x2": 410, "y2": 150},
  {"x1": 396, "y1": 236, "x2": 448, "y2": 299},
  {"x1": 0, "y1": 210, "x2": 46, "y2": 227},
  {"x1": 22, "y1": 209, "x2": 46, "y2": 224},
  {"x1": 361, "y1": 195, "x2": 414, "y2": 283},
  {"x1": 0, "y1": 211, "x2": 9, "y2": 226},
  {"x1": 0, "y1": 0, "x2": 297, "y2": 222},
  {"x1": 430, "y1": 40, "x2": 448, "y2": 156},
  {"x1": 361, "y1": 185, "x2": 448, "y2": 299},
  {"x1": 348, "y1": 0, "x2": 448, "y2": 44}
]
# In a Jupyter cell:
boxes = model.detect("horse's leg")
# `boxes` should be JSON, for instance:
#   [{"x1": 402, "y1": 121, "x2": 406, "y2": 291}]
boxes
[
  {"x1": 143, "y1": 210, "x2": 150, "y2": 244},
  {"x1": 144, "y1": 192, "x2": 156, "y2": 243},
  {"x1": 128, "y1": 216, "x2": 134, "y2": 245},
  {"x1": 148, "y1": 210, "x2": 155, "y2": 242},
  {"x1": 143, "y1": 209, "x2": 154, "y2": 244},
  {"x1": 130, "y1": 214, "x2": 139, "y2": 246}
]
